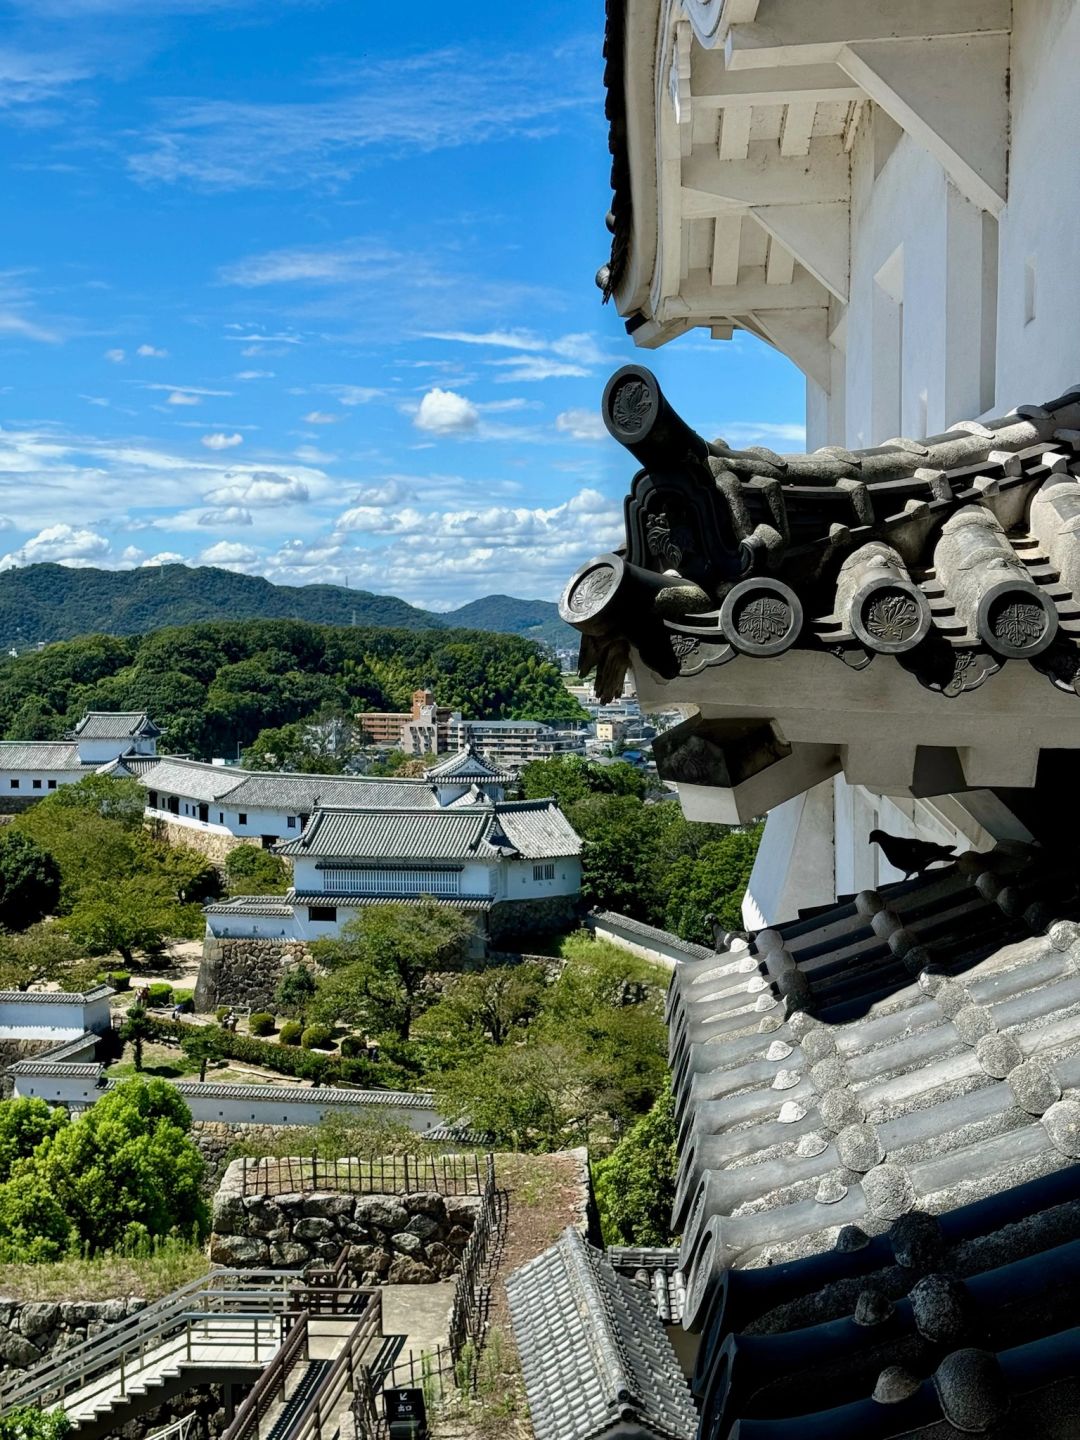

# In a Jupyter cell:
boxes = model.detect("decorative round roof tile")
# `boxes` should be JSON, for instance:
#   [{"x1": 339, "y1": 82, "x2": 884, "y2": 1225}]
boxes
[
  {"x1": 933, "y1": 1349, "x2": 1008, "y2": 1432},
  {"x1": 862, "y1": 1163, "x2": 916, "y2": 1221}
]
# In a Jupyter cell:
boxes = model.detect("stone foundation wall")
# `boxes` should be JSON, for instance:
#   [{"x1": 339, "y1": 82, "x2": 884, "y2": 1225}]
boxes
[
  {"x1": 148, "y1": 818, "x2": 250, "y2": 867},
  {"x1": 0, "y1": 1297, "x2": 147, "y2": 1373},
  {"x1": 192, "y1": 1121, "x2": 312, "y2": 1187},
  {"x1": 489, "y1": 894, "x2": 581, "y2": 943},
  {"x1": 211, "y1": 1163, "x2": 478, "y2": 1284},
  {"x1": 195, "y1": 938, "x2": 309, "y2": 1011}
]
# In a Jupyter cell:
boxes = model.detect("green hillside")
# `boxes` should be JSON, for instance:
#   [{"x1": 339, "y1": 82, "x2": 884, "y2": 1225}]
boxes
[
  {"x1": 0, "y1": 564, "x2": 575, "y2": 653},
  {"x1": 0, "y1": 618, "x2": 586, "y2": 760}
]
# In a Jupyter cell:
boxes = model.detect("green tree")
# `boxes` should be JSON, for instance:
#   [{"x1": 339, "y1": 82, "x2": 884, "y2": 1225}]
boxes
[
  {"x1": 44, "y1": 774, "x2": 148, "y2": 828},
  {"x1": 274, "y1": 964, "x2": 318, "y2": 1019},
  {"x1": 120, "y1": 1003, "x2": 154, "y2": 1070},
  {"x1": 180, "y1": 1025, "x2": 224, "y2": 1082},
  {"x1": 0, "y1": 832, "x2": 61, "y2": 932},
  {"x1": 225, "y1": 844, "x2": 290, "y2": 897},
  {"x1": 0, "y1": 1408, "x2": 71, "y2": 1440},
  {"x1": 0, "y1": 1097, "x2": 67, "y2": 1183},
  {"x1": 0, "y1": 1172, "x2": 73, "y2": 1262},
  {"x1": 412, "y1": 964, "x2": 547, "y2": 1071},
  {"x1": 593, "y1": 1079, "x2": 677, "y2": 1245},
  {"x1": 519, "y1": 755, "x2": 646, "y2": 809},
  {"x1": 63, "y1": 876, "x2": 182, "y2": 961},
  {"x1": 435, "y1": 1041, "x2": 591, "y2": 1151},
  {"x1": 32, "y1": 1078, "x2": 207, "y2": 1252},
  {"x1": 311, "y1": 901, "x2": 474, "y2": 1040},
  {"x1": 662, "y1": 826, "x2": 761, "y2": 943},
  {"x1": 0, "y1": 924, "x2": 84, "y2": 992}
]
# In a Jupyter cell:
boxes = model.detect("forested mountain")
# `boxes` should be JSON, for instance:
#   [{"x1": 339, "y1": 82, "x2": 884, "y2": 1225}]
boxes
[
  {"x1": 0, "y1": 620, "x2": 586, "y2": 760},
  {"x1": 0, "y1": 564, "x2": 573, "y2": 652}
]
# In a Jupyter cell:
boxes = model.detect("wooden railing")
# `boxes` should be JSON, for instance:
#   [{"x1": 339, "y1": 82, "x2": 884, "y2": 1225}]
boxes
[
  {"x1": 284, "y1": 1292, "x2": 383, "y2": 1440},
  {"x1": 239, "y1": 1151, "x2": 486, "y2": 1199},
  {"x1": 220, "y1": 1312, "x2": 310, "y2": 1440},
  {"x1": 448, "y1": 1154, "x2": 502, "y2": 1362}
]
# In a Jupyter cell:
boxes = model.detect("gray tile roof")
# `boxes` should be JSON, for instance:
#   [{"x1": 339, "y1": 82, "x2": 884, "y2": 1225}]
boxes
[
  {"x1": 607, "y1": 1247, "x2": 685, "y2": 1326},
  {"x1": 140, "y1": 757, "x2": 247, "y2": 802},
  {"x1": 0, "y1": 741, "x2": 84, "y2": 771},
  {"x1": 224, "y1": 772, "x2": 438, "y2": 811},
  {"x1": 0, "y1": 986, "x2": 112, "y2": 1005},
  {"x1": 290, "y1": 893, "x2": 492, "y2": 913},
  {"x1": 591, "y1": 910, "x2": 715, "y2": 961},
  {"x1": 276, "y1": 800, "x2": 580, "y2": 862},
  {"x1": 72, "y1": 711, "x2": 159, "y2": 739},
  {"x1": 163, "y1": 1080, "x2": 436, "y2": 1108},
  {"x1": 506, "y1": 1226, "x2": 696, "y2": 1440},
  {"x1": 203, "y1": 896, "x2": 295, "y2": 917},
  {"x1": 424, "y1": 746, "x2": 514, "y2": 783},
  {"x1": 670, "y1": 841, "x2": 1080, "y2": 1436}
]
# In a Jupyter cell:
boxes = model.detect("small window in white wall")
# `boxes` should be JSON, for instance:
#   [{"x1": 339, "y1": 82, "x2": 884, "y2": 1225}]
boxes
[
  {"x1": 32, "y1": 779, "x2": 41, "y2": 790},
  {"x1": 533, "y1": 863, "x2": 555, "y2": 881},
  {"x1": 9, "y1": 779, "x2": 18, "y2": 790},
  {"x1": 238, "y1": 813, "x2": 247, "y2": 825},
  {"x1": 287, "y1": 816, "x2": 296, "y2": 829},
  {"x1": 48, "y1": 780, "x2": 56, "y2": 790}
]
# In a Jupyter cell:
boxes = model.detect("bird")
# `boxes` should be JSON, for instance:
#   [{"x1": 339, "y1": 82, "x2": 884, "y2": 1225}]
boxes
[{"x1": 869, "y1": 829, "x2": 957, "y2": 880}]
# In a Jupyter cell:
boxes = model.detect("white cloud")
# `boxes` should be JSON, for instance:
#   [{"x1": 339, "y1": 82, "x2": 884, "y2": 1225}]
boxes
[
  {"x1": 414, "y1": 388, "x2": 478, "y2": 436},
  {"x1": 235, "y1": 370, "x2": 274, "y2": 380},
  {"x1": 716, "y1": 420, "x2": 807, "y2": 448},
  {"x1": 141, "y1": 552, "x2": 185, "y2": 566},
  {"x1": 294, "y1": 445, "x2": 336, "y2": 464},
  {"x1": 198, "y1": 541, "x2": 260, "y2": 569},
  {"x1": 302, "y1": 410, "x2": 340, "y2": 426},
  {"x1": 205, "y1": 471, "x2": 309, "y2": 507},
  {"x1": 556, "y1": 408, "x2": 607, "y2": 442},
  {"x1": 490, "y1": 356, "x2": 589, "y2": 383},
  {"x1": 168, "y1": 391, "x2": 201, "y2": 406},
  {"x1": 144, "y1": 384, "x2": 232, "y2": 398},
  {"x1": 120, "y1": 545, "x2": 144, "y2": 564},
  {"x1": 104, "y1": 348, "x2": 126, "y2": 363},
  {"x1": 198, "y1": 506, "x2": 252, "y2": 526},
  {"x1": 136, "y1": 343, "x2": 168, "y2": 358},
  {"x1": 0, "y1": 522, "x2": 110, "y2": 570},
  {"x1": 128, "y1": 45, "x2": 593, "y2": 191},
  {"x1": 330, "y1": 385, "x2": 383, "y2": 407},
  {"x1": 201, "y1": 432, "x2": 244, "y2": 450}
]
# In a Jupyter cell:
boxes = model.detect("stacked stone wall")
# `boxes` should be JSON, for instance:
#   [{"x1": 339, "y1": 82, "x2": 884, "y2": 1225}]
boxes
[
  {"x1": 0, "y1": 1297, "x2": 148, "y2": 1374},
  {"x1": 211, "y1": 1163, "x2": 478, "y2": 1284},
  {"x1": 191, "y1": 1121, "x2": 313, "y2": 1187},
  {"x1": 148, "y1": 818, "x2": 249, "y2": 867},
  {"x1": 195, "y1": 939, "x2": 308, "y2": 1011},
  {"x1": 489, "y1": 894, "x2": 581, "y2": 943}
]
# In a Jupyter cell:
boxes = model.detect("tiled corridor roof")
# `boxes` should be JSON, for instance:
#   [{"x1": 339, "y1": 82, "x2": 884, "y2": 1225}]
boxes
[
  {"x1": 506, "y1": 1226, "x2": 696, "y2": 1440},
  {"x1": 670, "y1": 841, "x2": 1080, "y2": 1436}
]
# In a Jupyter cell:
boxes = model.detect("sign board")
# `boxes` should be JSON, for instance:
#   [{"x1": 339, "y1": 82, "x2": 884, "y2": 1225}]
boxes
[{"x1": 385, "y1": 1387, "x2": 428, "y2": 1439}]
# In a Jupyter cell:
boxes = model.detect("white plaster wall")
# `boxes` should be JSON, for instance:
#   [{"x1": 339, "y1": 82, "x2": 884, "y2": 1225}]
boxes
[
  {"x1": 0, "y1": 999, "x2": 100, "y2": 1037},
  {"x1": 76, "y1": 738, "x2": 134, "y2": 764},
  {"x1": 995, "y1": 0, "x2": 1080, "y2": 408},
  {"x1": 496, "y1": 857, "x2": 581, "y2": 902},
  {"x1": 205, "y1": 913, "x2": 300, "y2": 941},
  {"x1": 0, "y1": 770, "x2": 75, "y2": 796},
  {"x1": 12, "y1": 1071, "x2": 99, "y2": 1107},
  {"x1": 743, "y1": 781, "x2": 835, "y2": 928}
]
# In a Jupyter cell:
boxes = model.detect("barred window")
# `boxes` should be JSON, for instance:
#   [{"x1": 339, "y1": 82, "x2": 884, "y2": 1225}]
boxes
[
  {"x1": 322, "y1": 868, "x2": 461, "y2": 896},
  {"x1": 533, "y1": 863, "x2": 556, "y2": 882}
]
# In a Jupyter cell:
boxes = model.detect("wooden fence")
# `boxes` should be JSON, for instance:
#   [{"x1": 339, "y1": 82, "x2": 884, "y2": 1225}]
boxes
[{"x1": 238, "y1": 1150, "x2": 486, "y2": 1198}]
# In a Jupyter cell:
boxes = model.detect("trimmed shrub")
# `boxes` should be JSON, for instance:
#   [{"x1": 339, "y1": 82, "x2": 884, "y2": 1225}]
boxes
[
  {"x1": 301, "y1": 1024, "x2": 333, "y2": 1051},
  {"x1": 172, "y1": 988, "x2": 194, "y2": 1006},
  {"x1": 279, "y1": 1020, "x2": 303, "y2": 1047},
  {"x1": 215, "y1": 1006, "x2": 231, "y2": 1023},
  {"x1": 107, "y1": 970, "x2": 131, "y2": 992},
  {"x1": 340, "y1": 1035, "x2": 368, "y2": 1059},
  {"x1": 147, "y1": 983, "x2": 173, "y2": 1007},
  {"x1": 248, "y1": 1012, "x2": 275, "y2": 1037}
]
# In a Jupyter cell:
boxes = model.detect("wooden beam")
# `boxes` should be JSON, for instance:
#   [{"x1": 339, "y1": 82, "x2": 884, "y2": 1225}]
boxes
[
  {"x1": 689, "y1": 57, "x2": 863, "y2": 109},
  {"x1": 765, "y1": 238, "x2": 796, "y2": 285},
  {"x1": 675, "y1": 266, "x2": 830, "y2": 311},
  {"x1": 751, "y1": 201, "x2": 849, "y2": 301},
  {"x1": 683, "y1": 137, "x2": 850, "y2": 209},
  {"x1": 724, "y1": 0, "x2": 1010, "y2": 71},
  {"x1": 710, "y1": 214, "x2": 743, "y2": 288},
  {"x1": 780, "y1": 100, "x2": 817, "y2": 156},
  {"x1": 718, "y1": 107, "x2": 753, "y2": 160},
  {"x1": 839, "y1": 35, "x2": 1008, "y2": 213},
  {"x1": 750, "y1": 306, "x2": 833, "y2": 389}
]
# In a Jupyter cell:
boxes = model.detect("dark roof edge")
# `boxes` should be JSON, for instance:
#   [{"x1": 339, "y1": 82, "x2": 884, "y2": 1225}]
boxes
[{"x1": 600, "y1": 0, "x2": 631, "y2": 302}]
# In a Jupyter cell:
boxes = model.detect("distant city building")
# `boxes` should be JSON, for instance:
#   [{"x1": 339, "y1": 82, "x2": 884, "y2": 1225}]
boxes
[
  {"x1": 443, "y1": 715, "x2": 586, "y2": 768},
  {"x1": 356, "y1": 688, "x2": 451, "y2": 753}
]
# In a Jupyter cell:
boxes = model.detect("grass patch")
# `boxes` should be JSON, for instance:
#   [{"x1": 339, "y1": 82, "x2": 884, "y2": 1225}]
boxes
[{"x1": 0, "y1": 1239, "x2": 209, "y2": 1302}]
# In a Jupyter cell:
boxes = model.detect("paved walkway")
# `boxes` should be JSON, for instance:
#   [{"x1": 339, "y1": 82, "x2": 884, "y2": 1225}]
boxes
[{"x1": 381, "y1": 1283, "x2": 453, "y2": 1356}]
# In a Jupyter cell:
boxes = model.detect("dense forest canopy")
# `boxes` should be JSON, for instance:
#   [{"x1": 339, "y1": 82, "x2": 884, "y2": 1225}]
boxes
[
  {"x1": 0, "y1": 564, "x2": 574, "y2": 652},
  {"x1": 0, "y1": 620, "x2": 586, "y2": 760}
]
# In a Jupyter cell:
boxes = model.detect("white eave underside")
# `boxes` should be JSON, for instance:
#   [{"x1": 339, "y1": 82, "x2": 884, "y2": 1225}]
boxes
[{"x1": 616, "y1": 0, "x2": 1010, "y2": 383}]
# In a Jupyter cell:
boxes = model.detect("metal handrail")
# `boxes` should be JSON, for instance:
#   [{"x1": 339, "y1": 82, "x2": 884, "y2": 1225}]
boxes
[
  {"x1": 221, "y1": 1312, "x2": 310, "y2": 1440},
  {"x1": 0, "y1": 1274, "x2": 299, "y2": 1413},
  {"x1": 286, "y1": 1294, "x2": 383, "y2": 1440}
]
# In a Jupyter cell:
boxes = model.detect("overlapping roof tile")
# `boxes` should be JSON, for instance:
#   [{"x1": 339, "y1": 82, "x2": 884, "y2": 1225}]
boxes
[{"x1": 507, "y1": 1226, "x2": 696, "y2": 1440}]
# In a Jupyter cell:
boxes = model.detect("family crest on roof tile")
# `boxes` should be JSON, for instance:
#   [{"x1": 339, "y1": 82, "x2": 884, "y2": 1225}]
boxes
[{"x1": 561, "y1": 367, "x2": 1080, "y2": 816}]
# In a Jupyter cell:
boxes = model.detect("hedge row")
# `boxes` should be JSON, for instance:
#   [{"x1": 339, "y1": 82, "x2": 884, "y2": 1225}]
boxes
[{"x1": 144, "y1": 1016, "x2": 380, "y2": 1088}]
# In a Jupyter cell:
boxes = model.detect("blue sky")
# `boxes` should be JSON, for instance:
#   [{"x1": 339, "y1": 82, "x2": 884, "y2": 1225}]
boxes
[{"x1": 0, "y1": 0, "x2": 804, "y2": 609}]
